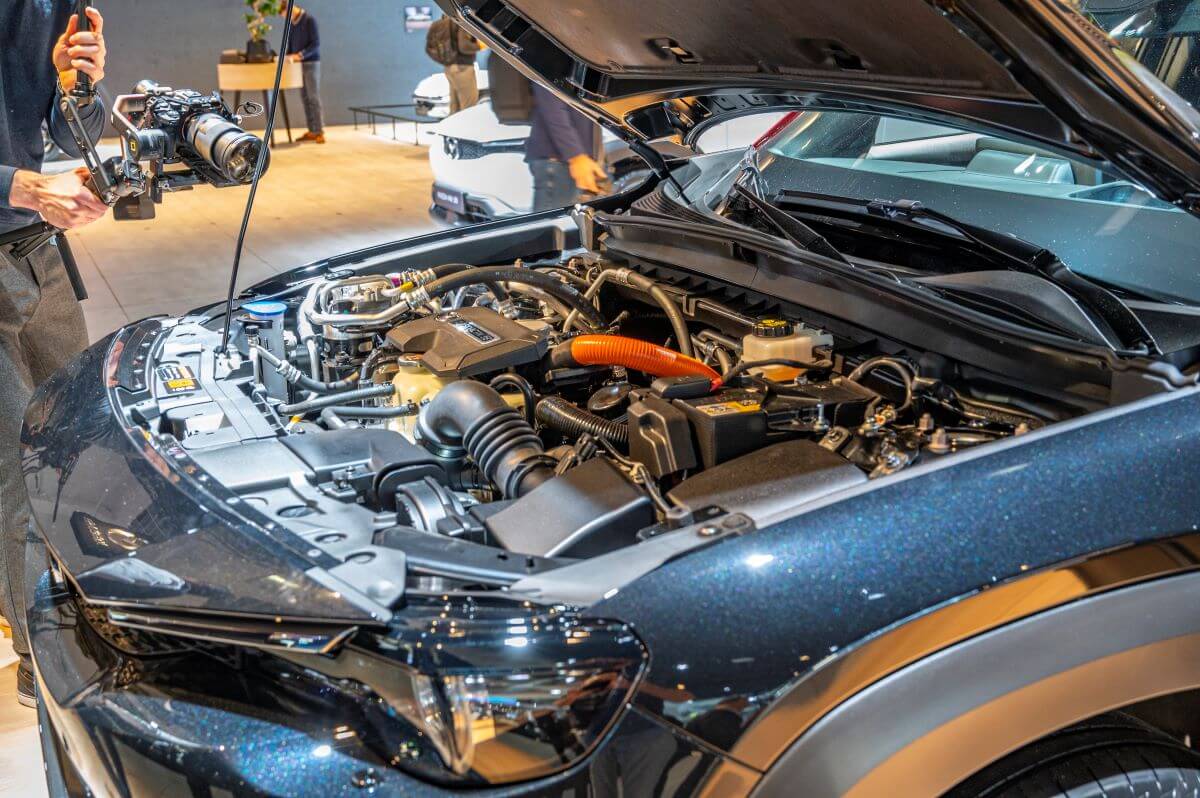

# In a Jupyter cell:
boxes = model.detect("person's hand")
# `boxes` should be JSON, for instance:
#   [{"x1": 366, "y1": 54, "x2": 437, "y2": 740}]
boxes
[
  {"x1": 53, "y1": 7, "x2": 106, "y2": 93},
  {"x1": 567, "y1": 155, "x2": 607, "y2": 194},
  {"x1": 288, "y1": 53, "x2": 303, "y2": 63},
  {"x1": 9, "y1": 168, "x2": 108, "y2": 230}
]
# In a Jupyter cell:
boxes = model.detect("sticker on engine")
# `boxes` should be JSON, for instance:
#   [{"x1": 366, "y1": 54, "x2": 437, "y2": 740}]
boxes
[
  {"x1": 157, "y1": 364, "x2": 198, "y2": 395},
  {"x1": 442, "y1": 312, "x2": 500, "y2": 344},
  {"x1": 696, "y1": 399, "x2": 762, "y2": 416}
]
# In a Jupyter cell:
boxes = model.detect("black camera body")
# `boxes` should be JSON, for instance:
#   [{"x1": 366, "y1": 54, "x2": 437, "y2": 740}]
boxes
[
  {"x1": 126, "y1": 81, "x2": 268, "y2": 188},
  {"x1": 70, "y1": 80, "x2": 269, "y2": 221}
]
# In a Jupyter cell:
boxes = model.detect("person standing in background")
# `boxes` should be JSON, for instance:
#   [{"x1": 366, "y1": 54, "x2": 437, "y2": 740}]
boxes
[
  {"x1": 427, "y1": 16, "x2": 483, "y2": 115},
  {"x1": 525, "y1": 83, "x2": 606, "y2": 211},
  {"x1": 446, "y1": 22, "x2": 483, "y2": 115},
  {"x1": 283, "y1": 5, "x2": 324, "y2": 143}
]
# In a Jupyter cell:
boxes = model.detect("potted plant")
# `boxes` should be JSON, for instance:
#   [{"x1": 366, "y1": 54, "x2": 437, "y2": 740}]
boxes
[{"x1": 244, "y1": 0, "x2": 284, "y2": 62}]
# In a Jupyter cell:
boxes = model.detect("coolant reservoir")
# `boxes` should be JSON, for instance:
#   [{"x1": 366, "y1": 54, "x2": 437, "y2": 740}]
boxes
[
  {"x1": 390, "y1": 357, "x2": 451, "y2": 441},
  {"x1": 388, "y1": 356, "x2": 526, "y2": 440},
  {"x1": 742, "y1": 318, "x2": 833, "y2": 381}
]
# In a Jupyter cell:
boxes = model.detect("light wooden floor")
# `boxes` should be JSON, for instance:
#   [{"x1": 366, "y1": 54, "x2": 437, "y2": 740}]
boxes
[
  {"x1": 69, "y1": 124, "x2": 442, "y2": 341},
  {"x1": 1, "y1": 124, "x2": 443, "y2": 797},
  {"x1": 0, "y1": 628, "x2": 45, "y2": 798}
]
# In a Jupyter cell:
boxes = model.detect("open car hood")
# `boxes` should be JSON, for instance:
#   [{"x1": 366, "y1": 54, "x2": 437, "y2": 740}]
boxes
[{"x1": 441, "y1": 0, "x2": 1200, "y2": 213}]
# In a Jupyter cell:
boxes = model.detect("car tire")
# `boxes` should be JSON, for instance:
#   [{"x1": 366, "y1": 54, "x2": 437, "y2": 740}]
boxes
[{"x1": 946, "y1": 712, "x2": 1200, "y2": 798}]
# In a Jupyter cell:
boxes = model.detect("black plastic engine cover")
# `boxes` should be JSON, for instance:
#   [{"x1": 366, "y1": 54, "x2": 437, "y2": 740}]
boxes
[
  {"x1": 667, "y1": 439, "x2": 866, "y2": 521},
  {"x1": 281, "y1": 428, "x2": 444, "y2": 506},
  {"x1": 384, "y1": 307, "x2": 549, "y2": 378},
  {"x1": 483, "y1": 457, "x2": 655, "y2": 558}
]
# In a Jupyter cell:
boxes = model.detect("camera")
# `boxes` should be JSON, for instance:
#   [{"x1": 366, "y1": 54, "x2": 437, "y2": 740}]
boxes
[
  {"x1": 123, "y1": 80, "x2": 268, "y2": 187},
  {"x1": 66, "y1": 80, "x2": 269, "y2": 221}
]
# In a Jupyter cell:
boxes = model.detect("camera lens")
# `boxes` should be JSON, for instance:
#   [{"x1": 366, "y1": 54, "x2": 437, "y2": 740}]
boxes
[{"x1": 184, "y1": 113, "x2": 269, "y2": 184}]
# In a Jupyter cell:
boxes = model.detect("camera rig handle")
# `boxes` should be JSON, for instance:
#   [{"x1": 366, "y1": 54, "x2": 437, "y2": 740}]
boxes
[
  {"x1": 57, "y1": 90, "x2": 143, "y2": 209},
  {"x1": 70, "y1": 0, "x2": 95, "y2": 105}
]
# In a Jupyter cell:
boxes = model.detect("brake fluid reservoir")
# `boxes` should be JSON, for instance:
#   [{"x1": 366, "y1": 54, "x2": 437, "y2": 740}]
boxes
[{"x1": 742, "y1": 318, "x2": 833, "y2": 381}]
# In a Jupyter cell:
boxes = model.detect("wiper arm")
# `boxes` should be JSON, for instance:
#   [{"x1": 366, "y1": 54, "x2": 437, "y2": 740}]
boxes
[
  {"x1": 776, "y1": 191, "x2": 1159, "y2": 354},
  {"x1": 727, "y1": 181, "x2": 850, "y2": 265}
]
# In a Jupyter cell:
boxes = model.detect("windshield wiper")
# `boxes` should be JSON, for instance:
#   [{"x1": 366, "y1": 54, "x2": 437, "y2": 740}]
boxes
[
  {"x1": 773, "y1": 191, "x2": 1159, "y2": 354},
  {"x1": 722, "y1": 177, "x2": 850, "y2": 265}
]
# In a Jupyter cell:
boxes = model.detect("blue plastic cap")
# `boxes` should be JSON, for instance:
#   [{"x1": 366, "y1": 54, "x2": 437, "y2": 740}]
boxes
[{"x1": 243, "y1": 300, "x2": 288, "y2": 320}]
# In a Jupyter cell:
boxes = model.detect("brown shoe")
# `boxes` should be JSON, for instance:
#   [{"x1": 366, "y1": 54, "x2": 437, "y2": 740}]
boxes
[{"x1": 298, "y1": 131, "x2": 325, "y2": 143}]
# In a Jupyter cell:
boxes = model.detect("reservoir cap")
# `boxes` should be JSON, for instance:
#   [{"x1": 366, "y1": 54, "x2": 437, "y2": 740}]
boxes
[
  {"x1": 753, "y1": 317, "x2": 794, "y2": 338},
  {"x1": 243, "y1": 300, "x2": 287, "y2": 321}
]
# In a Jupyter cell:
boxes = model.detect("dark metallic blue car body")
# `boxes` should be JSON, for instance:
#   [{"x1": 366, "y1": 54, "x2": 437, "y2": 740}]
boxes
[
  {"x1": 23, "y1": 0, "x2": 1200, "y2": 790},
  {"x1": 21, "y1": 210, "x2": 1200, "y2": 796}
]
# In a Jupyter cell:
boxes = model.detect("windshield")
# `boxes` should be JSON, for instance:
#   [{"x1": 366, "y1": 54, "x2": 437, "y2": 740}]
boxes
[{"x1": 751, "y1": 109, "x2": 1200, "y2": 303}]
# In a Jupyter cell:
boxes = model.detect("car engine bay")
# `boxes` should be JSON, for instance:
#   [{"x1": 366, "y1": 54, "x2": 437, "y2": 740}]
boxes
[{"x1": 124, "y1": 244, "x2": 1066, "y2": 604}]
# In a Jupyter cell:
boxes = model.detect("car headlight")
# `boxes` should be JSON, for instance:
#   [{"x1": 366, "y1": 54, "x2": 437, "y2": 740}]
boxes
[{"x1": 345, "y1": 612, "x2": 647, "y2": 786}]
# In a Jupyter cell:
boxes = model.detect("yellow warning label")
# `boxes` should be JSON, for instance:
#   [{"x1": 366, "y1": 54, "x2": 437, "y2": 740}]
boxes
[
  {"x1": 165, "y1": 378, "x2": 196, "y2": 391},
  {"x1": 697, "y1": 399, "x2": 761, "y2": 416}
]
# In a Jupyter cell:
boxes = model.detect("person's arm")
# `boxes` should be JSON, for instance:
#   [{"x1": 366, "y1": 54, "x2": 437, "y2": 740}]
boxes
[
  {"x1": 534, "y1": 86, "x2": 591, "y2": 161},
  {"x1": 299, "y1": 16, "x2": 320, "y2": 62},
  {"x1": 47, "y1": 7, "x2": 107, "y2": 156},
  {"x1": 533, "y1": 86, "x2": 606, "y2": 193},
  {"x1": 1, "y1": 8, "x2": 110, "y2": 229},
  {"x1": 0, "y1": 167, "x2": 19, "y2": 213},
  {"x1": 6, "y1": 168, "x2": 109, "y2": 229},
  {"x1": 47, "y1": 89, "x2": 105, "y2": 157}
]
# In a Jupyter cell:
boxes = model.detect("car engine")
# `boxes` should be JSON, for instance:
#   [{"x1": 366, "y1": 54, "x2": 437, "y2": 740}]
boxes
[{"x1": 137, "y1": 254, "x2": 1044, "y2": 602}]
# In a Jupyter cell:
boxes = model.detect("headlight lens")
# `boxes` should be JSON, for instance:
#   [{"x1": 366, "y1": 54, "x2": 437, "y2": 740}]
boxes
[{"x1": 364, "y1": 614, "x2": 647, "y2": 786}]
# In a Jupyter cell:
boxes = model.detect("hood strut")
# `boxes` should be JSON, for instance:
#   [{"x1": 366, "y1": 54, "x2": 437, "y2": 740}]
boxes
[{"x1": 217, "y1": 0, "x2": 296, "y2": 354}]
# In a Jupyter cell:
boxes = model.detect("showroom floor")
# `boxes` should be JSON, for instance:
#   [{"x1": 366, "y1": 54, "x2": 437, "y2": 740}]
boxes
[
  {"x1": 0, "y1": 124, "x2": 444, "y2": 797},
  {"x1": 68, "y1": 124, "x2": 442, "y2": 342}
]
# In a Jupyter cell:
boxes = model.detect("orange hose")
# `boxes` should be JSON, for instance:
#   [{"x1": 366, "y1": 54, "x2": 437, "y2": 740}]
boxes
[{"x1": 568, "y1": 335, "x2": 721, "y2": 384}]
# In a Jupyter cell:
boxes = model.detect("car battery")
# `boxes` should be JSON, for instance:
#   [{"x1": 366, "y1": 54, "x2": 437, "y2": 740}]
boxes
[{"x1": 674, "y1": 388, "x2": 768, "y2": 469}]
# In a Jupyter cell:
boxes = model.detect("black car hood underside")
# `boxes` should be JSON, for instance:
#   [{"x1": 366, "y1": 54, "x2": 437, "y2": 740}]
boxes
[{"x1": 442, "y1": 0, "x2": 1200, "y2": 214}]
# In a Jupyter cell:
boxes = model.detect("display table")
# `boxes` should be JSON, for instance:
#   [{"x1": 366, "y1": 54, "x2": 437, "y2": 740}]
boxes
[{"x1": 217, "y1": 60, "x2": 303, "y2": 145}]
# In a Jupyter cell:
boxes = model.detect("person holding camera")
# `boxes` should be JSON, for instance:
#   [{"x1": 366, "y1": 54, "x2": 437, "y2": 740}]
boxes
[{"x1": 0, "y1": 1, "x2": 108, "y2": 707}]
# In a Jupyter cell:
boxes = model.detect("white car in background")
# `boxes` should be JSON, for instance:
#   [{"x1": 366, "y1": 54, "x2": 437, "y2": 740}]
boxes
[
  {"x1": 428, "y1": 101, "x2": 788, "y2": 223},
  {"x1": 412, "y1": 66, "x2": 490, "y2": 118}
]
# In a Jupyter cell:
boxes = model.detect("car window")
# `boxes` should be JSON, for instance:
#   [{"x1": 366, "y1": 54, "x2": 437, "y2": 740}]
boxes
[
  {"x1": 757, "y1": 110, "x2": 1200, "y2": 303},
  {"x1": 693, "y1": 112, "x2": 792, "y2": 153}
]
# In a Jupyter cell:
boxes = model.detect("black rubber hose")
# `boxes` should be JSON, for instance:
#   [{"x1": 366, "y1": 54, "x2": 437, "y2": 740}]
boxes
[
  {"x1": 847, "y1": 357, "x2": 915, "y2": 413},
  {"x1": 429, "y1": 263, "x2": 510, "y2": 300},
  {"x1": 535, "y1": 396, "x2": 628, "y2": 445},
  {"x1": 320, "y1": 407, "x2": 349, "y2": 429},
  {"x1": 324, "y1": 403, "x2": 418, "y2": 419},
  {"x1": 719, "y1": 358, "x2": 827, "y2": 384},
  {"x1": 623, "y1": 272, "x2": 693, "y2": 358},
  {"x1": 421, "y1": 266, "x2": 604, "y2": 330},
  {"x1": 278, "y1": 383, "x2": 394, "y2": 416},
  {"x1": 358, "y1": 346, "x2": 398, "y2": 381},
  {"x1": 256, "y1": 346, "x2": 361, "y2": 393},
  {"x1": 418, "y1": 381, "x2": 554, "y2": 498},
  {"x1": 489, "y1": 373, "x2": 537, "y2": 425}
]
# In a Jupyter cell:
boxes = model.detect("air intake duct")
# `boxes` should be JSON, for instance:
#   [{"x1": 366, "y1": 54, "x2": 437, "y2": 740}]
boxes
[{"x1": 417, "y1": 381, "x2": 554, "y2": 498}]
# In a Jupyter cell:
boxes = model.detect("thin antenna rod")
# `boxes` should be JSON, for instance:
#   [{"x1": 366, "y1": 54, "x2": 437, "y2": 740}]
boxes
[{"x1": 218, "y1": 0, "x2": 296, "y2": 353}]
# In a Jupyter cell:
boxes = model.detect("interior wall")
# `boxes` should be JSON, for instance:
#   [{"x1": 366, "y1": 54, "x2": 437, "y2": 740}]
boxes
[{"x1": 95, "y1": 0, "x2": 444, "y2": 128}]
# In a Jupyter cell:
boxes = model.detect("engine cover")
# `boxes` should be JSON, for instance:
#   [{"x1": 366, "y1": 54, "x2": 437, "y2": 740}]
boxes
[{"x1": 384, "y1": 307, "x2": 549, "y2": 378}]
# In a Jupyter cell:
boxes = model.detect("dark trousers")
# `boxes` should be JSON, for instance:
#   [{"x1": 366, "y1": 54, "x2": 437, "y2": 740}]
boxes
[
  {"x1": 301, "y1": 60, "x2": 325, "y2": 134},
  {"x1": 529, "y1": 159, "x2": 580, "y2": 212},
  {"x1": 0, "y1": 239, "x2": 87, "y2": 659}
]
